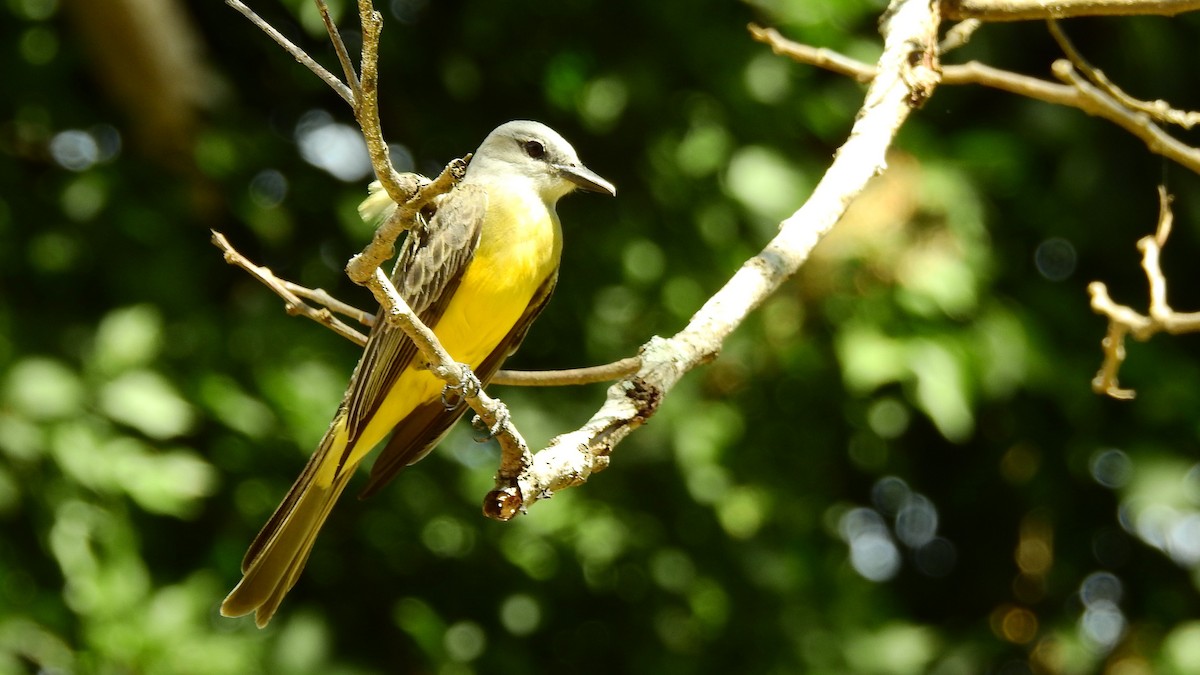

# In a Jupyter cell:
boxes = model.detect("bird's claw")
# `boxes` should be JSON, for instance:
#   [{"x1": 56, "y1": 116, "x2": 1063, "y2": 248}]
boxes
[
  {"x1": 440, "y1": 364, "x2": 481, "y2": 410},
  {"x1": 471, "y1": 401, "x2": 510, "y2": 441}
]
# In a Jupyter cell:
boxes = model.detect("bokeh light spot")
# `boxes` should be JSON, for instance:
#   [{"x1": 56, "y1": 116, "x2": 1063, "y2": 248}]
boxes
[
  {"x1": 443, "y1": 621, "x2": 486, "y2": 662},
  {"x1": 295, "y1": 110, "x2": 372, "y2": 182},
  {"x1": 49, "y1": 130, "x2": 99, "y2": 172},
  {"x1": 420, "y1": 515, "x2": 474, "y2": 558},
  {"x1": 1034, "y1": 237, "x2": 1076, "y2": 281},
  {"x1": 1166, "y1": 513, "x2": 1200, "y2": 565},
  {"x1": 1079, "y1": 571, "x2": 1122, "y2": 607},
  {"x1": 867, "y1": 398, "x2": 910, "y2": 439},
  {"x1": 622, "y1": 238, "x2": 665, "y2": 284},
  {"x1": 1080, "y1": 600, "x2": 1125, "y2": 651},
  {"x1": 1000, "y1": 444, "x2": 1040, "y2": 485},
  {"x1": 914, "y1": 537, "x2": 956, "y2": 577},
  {"x1": 19, "y1": 26, "x2": 57, "y2": 65},
  {"x1": 991, "y1": 604, "x2": 1039, "y2": 644},
  {"x1": 895, "y1": 495, "x2": 938, "y2": 548},
  {"x1": 249, "y1": 169, "x2": 288, "y2": 209},
  {"x1": 840, "y1": 508, "x2": 900, "y2": 581},
  {"x1": 871, "y1": 478, "x2": 909, "y2": 518},
  {"x1": 499, "y1": 594, "x2": 540, "y2": 636},
  {"x1": 725, "y1": 145, "x2": 808, "y2": 220},
  {"x1": 744, "y1": 52, "x2": 792, "y2": 103},
  {"x1": 1090, "y1": 448, "x2": 1132, "y2": 489},
  {"x1": 579, "y1": 75, "x2": 628, "y2": 132}
]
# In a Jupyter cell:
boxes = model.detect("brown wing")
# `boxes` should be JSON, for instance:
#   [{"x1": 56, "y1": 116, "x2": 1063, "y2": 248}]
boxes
[
  {"x1": 357, "y1": 270, "x2": 559, "y2": 498},
  {"x1": 338, "y1": 184, "x2": 488, "y2": 458}
]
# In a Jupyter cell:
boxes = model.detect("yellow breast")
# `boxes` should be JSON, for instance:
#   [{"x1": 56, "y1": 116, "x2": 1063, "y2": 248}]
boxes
[
  {"x1": 352, "y1": 181, "x2": 563, "y2": 457},
  {"x1": 434, "y1": 182, "x2": 563, "y2": 365}
]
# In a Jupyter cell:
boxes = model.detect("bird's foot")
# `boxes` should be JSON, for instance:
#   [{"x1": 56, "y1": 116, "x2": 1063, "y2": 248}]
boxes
[
  {"x1": 440, "y1": 363, "x2": 481, "y2": 410},
  {"x1": 471, "y1": 400, "x2": 510, "y2": 441}
]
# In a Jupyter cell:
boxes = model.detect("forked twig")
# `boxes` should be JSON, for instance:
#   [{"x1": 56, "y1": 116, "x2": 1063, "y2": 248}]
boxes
[
  {"x1": 748, "y1": 24, "x2": 1200, "y2": 175},
  {"x1": 1089, "y1": 187, "x2": 1200, "y2": 399},
  {"x1": 211, "y1": 230, "x2": 369, "y2": 346},
  {"x1": 225, "y1": 0, "x2": 352, "y2": 104},
  {"x1": 1047, "y1": 19, "x2": 1200, "y2": 129}
]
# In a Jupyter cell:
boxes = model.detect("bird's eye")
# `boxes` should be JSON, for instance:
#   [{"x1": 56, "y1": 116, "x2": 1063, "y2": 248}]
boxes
[{"x1": 522, "y1": 140, "x2": 545, "y2": 159}]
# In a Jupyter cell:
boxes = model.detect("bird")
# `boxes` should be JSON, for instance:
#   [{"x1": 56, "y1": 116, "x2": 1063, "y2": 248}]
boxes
[{"x1": 220, "y1": 120, "x2": 615, "y2": 627}]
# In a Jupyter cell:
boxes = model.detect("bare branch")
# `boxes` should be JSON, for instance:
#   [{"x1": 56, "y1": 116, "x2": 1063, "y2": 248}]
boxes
[
  {"x1": 482, "y1": 0, "x2": 944, "y2": 520},
  {"x1": 349, "y1": 0, "x2": 412, "y2": 205},
  {"x1": 225, "y1": 0, "x2": 353, "y2": 105},
  {"x1": 943, "y1": 0, "x2": 1200, "y2": 21},
  {"x1": 491, "y1": 358, "x2": 642, "y2": 387},
  {"x1": 1051, "y1": 60, "x2": 1200, "y2": 175},
  {"x1": 1089, "y1": 187, "x2": 1200, "y2": 399},
  {"x1": 748, "y1": 25, "x2": 875, "y2": 82},
  {"x1": 345, "y1": 157, "x2": 469, "y2": 285},
  {"x1": 749, "y1": 25, "x2": 1200, "y2": 176},
  {"x1": 282, "y1": 281, "x2": 375, "y2": 329},
  {"x1": 1047, "y1": 19, "x2": 1200, "y2": 129},
  {"x1": 316, "y1": 0, "x2": 360, "y2": 94},
  {"x1": 940, "y1": 19, "x2": 982, "y2": 53},
  {"x1": 362, "y1": 265, "x2": 532, "y2": 485},
  {"x1": 211, "y1": 230, "x2": 370, "y2": 346}
]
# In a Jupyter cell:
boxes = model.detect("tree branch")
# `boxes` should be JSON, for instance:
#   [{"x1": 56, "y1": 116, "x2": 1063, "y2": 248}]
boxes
[
  {"x1": 345, "y1": 157, "x2": 469, "y2": 285},
  {"x1": 211, "y1": 230, "x2": 370, "y2": 346},
  {"x1": 482, "y1": 0, "x2": 943, "y2": 520},
  {"x1": 228, "y1": 1, "x2": 537, "y2": 483},
  {"x1": 943, "y1": 0, "x2": 1200, "y2": 21},
  {"x1": 490, "y1": 358, "x2": 642, "y2": 387},
  {"x1": 212, "y1": 227, "x2": 641, "y2": 386},
  {"x1": 1089, "y1": 187, "x2": 1200, "y2": 399},
  {"x1": 748, "y1": 24, "x2": 1200, "y2": 176},
  {"x1": 1047, "y1": 19, "x2": 1200, "y2": 129},
  {"x1": 225, "y1": 0, "x2": 352, "y2": 105}
]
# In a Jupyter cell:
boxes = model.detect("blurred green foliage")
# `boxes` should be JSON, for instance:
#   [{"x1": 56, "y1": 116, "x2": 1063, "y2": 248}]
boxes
[{"x1": 3, "y1": 0, "x2": 1200, "y2": 673}]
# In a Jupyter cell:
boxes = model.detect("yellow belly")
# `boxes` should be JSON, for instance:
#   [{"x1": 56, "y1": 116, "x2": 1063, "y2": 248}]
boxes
[{"x1": 353, "y1": 184, "x2": 563, "y2": 456}]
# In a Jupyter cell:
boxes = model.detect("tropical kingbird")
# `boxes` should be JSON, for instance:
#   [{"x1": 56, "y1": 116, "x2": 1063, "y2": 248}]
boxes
[{"x1": 221, "y1": 120, "x2": 615, "y2": 627}]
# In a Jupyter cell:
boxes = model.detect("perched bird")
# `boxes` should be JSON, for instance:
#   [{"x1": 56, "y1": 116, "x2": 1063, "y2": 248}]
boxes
[{"x1": 221, "y1": 121, "x2": 615, "y2": 627}]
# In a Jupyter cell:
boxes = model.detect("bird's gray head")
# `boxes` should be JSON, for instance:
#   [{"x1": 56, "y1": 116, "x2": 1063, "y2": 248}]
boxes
[{"x1": 466, "y1": 120, "x2": 615, "y2": 202}]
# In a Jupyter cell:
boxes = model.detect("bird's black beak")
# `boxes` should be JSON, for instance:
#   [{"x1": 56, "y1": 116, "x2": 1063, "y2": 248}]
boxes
[{"x1": 557, "y1": 163, "x2": 616, "y2": 196}]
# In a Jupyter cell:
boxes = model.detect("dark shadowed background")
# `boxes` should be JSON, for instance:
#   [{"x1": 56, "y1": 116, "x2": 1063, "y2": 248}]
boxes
[{"x1": 3, "y1": 0, "x2": 1200, "y2": 672}]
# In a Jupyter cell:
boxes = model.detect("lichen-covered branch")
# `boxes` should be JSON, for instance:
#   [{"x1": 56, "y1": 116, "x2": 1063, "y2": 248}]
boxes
[{"x1": 482, "y1": 0, "x2": 944, "y2": 520}]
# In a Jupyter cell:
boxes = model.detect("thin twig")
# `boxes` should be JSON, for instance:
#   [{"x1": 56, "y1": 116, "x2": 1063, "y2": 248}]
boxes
[
  {"x1": 212, "y1": 230, "x2": 370, "y2": 346},
  {"x1": 225, "y1": 0, "x2": 353, "y2": 105},
  {"x1": 1089, "y1": 187, "x2": 1200, "y2": 399},
  {"x1": 315, "y1": 0, "x2": 360, "y2": 95},
  {"x1": 1047, "y1": 19, "x2": 1200, "y2": 130},
  {"x1": 215, "y1": 223, "x2": 638, "y2": 387},
  {"x1": 943, "y1": 0, "x2": 1200, "y2": 21},
  {"x1": 1050, "y1": 60, "x2": 1200, "y2": 175},
  {"x1": 362, "y1": 266, "x2": 531, "y2": 492},
  {"x1": 350, "y1": 0, "x2": 410, "y2": 206},
  {"x1": 282, "y1": 281, "x2": 375, "y2": 329},
  {"x1": 940, "y1": 19, "x2": 982, "y2": 53},
  {"x1": 748, "y1": 24, "x2": 1200, "y2": 176},
  {"x1": 491, "y1": 358, "x2": 643, "y2": 386}
]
